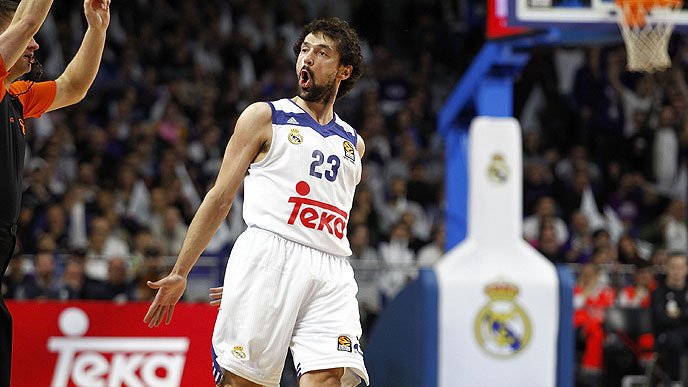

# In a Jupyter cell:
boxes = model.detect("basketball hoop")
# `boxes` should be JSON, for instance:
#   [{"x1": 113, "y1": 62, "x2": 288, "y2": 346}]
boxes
[{"x1": 614, "y1": 0, "x2": 682, "y2": 72}]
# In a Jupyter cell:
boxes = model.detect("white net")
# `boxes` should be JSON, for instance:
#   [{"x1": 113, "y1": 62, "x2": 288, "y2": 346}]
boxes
[{"x1": 615, "y1": 0, "x2": 681, "y2": 72}]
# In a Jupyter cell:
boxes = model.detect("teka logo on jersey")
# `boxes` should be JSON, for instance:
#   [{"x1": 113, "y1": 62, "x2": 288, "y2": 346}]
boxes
[
  {"x1": 48, "y1": 307, "x2": 189, "y2": 386},
  {"x1": 287, "y1": 181, "x2": 347, "y2": 239}
]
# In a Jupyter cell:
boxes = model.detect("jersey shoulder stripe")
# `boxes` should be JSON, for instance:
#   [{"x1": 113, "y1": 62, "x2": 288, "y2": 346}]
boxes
[{"x1": 268, "y1": 98, "x2": 357, "y2": 146}]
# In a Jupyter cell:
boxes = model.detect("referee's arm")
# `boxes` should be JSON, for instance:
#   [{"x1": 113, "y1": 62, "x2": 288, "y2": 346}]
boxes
[
  {"x1": 48, "y1": 0, "x2": 110, "y2": 111},
  {"x1": 0, "y1": 0, "x2": 52, "y2": 72}
]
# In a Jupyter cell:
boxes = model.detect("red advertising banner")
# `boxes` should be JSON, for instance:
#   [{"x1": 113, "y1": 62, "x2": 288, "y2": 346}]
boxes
[{"x1": 7, "y1": 301, "x2": 218, "y2": 387}]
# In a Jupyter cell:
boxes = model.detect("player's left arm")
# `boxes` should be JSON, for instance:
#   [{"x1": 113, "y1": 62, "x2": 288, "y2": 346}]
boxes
[
  {"x1": 47, "y1": 0, "x2": 109, "y2": 112},
  {"x1": 356, "y1": 134, "x2": 365, "y2": 159}
]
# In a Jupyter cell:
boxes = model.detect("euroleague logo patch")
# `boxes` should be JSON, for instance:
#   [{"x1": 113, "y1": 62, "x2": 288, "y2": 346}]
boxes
[
  {"x1": 337, "y1": 336, "x2": 352, "y2": 352},
  {"x1": 343, "y1": 141, "x2": 355, "y2": 163}
]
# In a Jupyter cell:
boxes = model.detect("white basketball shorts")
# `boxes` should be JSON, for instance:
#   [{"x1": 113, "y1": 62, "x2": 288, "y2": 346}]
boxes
[{"x1": 212, "y1": 227, "x2": 369, "y2": 387}]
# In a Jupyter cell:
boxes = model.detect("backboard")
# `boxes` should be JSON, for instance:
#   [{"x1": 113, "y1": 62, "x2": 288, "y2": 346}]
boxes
[{"x1": 507, "y1": 0, "x2": 688, "y2": 27}]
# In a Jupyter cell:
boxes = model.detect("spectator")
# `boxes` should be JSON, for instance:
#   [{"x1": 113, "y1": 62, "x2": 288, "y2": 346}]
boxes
[
  {"x1": 618, "y1": 263, "x2": 657, "y2": 308},
  {"x1": 1, "y1": 251, "x2": 28, "y2": 299},
  {"x1": 523, "y1": 196, "x2": 569, "y2": 246},
  {"x1": 152, "y1": 206, "x2": 188, "y2": 256},
  {"x1": 34, "y1": 204, "x2": 69, "y2": 253},
  {"x1": 650, "y1": 251, "x2": 688, "y2": 383},
  {"x1": 86, "y1": 216, "x2": 129, "y2": 280},
  {"x1": 617, "y1": 233, "x2": 645, "y2": 266},
  {"x1": 378, "y1": 221, "x2": 417, "y2": 305},
  {"x1": 660, "y1": 198, "x2": 688, "y2": 252},
  {"x1": 564, "y1": 211, "x2": 594, "y2": 263},
  {"x1": 417, "y1": 223, "x2": 445, "y2": 267},
  {"x1": 574, "y1": 263, "x2": 616, "y2": 377},
  {"x1": 652, "y1": 105, "x2": 680, "y2": 194},
  {"x1": 536, "y1": 216, "x2": 566, "y2": 264},
  {"x1": 83, "y1": 256, "x2": 136, "y2": 302},
  {"x1": 19, "y1": 250, "x2": 60, "y2": 300},
  {"x1": 135, "y1": 246, "x2": 166, "y2": 302},
  {"x1": 129, "y1": 228, "x2": 154, "y2": 275},
  {"x1": 58, "y1": 259, "x2": 86, "y2": 300},
  {"x1": 349, "y1": 223, "x2": 381, "y2": 329},
  {"x1": 605, "y1": 252, "x2": 658, "y2": 387},
  {"x1": 380, "y1": 176, "x2": 430, "y2": 241}
]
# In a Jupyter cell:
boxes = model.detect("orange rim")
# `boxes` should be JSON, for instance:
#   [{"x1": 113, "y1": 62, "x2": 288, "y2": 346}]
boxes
[{"x1": 616, "y1": 0, "x2": 683, "y2": 27}]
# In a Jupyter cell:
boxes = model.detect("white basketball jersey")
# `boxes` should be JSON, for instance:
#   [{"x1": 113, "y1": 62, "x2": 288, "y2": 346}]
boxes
[{"x1": 242, "y1": 98, "x2": 362, "y2": 256}]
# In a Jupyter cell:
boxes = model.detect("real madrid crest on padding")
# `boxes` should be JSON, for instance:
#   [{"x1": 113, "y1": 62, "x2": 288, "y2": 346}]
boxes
[
  {"x1": 474, "y1": 281, "x2": 531, "y2": 358},
  {"x1": 487, "y1": 153, "x2": 509, "y2": 184}
]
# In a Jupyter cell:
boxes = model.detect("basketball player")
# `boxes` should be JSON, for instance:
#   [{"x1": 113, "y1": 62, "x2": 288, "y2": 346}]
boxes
[
  {"x1": 0, "y1": 1, "x2": 110, "y2": 386},
  {"x1": 144, "y1": 18, "x2": 368, "y2": 387}
]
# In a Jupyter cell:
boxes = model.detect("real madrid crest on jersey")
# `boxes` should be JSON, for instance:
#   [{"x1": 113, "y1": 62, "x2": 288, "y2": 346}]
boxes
[
  {"x1": 487, "y1": 153, "x2": 509, "y2": 184},
  {"x1": 474, "y1": 281, "x2": 531, "y2": 358},
  {"x1": 288, "y1": 128, "x2": 303, "y2": 145},
  {"x1": 343, "y1": 140, "x2": 355, "y2": 163}
]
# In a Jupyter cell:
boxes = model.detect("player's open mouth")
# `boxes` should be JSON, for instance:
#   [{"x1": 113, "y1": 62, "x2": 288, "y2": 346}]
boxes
[
  {"x1": 23, "y1": 55, "x2": 34, "y2": 63},
  {"x1": 299, "y1": 68, "x2": 312, "y2": 89}
]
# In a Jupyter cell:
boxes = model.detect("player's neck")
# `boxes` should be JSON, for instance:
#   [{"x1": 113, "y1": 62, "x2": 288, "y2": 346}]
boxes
[{"x1": 292, "y1": 96, "x2": 334, "y2": 125}]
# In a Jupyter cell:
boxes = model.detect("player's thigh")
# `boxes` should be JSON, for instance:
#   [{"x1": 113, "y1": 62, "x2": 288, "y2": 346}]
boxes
[
  {"x1": 219, "y1": 369, "x2": 263, "y2": 387},
  {"x1": 213, "y1": 228, "x2": 310, "y2": 385},
  {"x1": 299, "y1": 367, "x2": 345, "y2": 387},
  {"x1": 290, "y1": 258, "x2": 367, "y2": 386}
]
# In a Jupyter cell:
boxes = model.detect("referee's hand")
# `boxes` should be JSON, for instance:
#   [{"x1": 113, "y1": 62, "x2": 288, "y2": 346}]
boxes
[{"x1": 143, "y1": 274, "x2": 187, "y2": 328}]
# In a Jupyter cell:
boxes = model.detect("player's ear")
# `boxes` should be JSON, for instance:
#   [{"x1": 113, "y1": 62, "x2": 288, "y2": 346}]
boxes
[{"x1": 338, "y1": 65, "x2": 352, "y2": 81}]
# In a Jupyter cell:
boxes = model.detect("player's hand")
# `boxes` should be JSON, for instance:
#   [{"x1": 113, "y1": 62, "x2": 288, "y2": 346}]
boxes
[
  {"x1": 143, "y1": 273, "x2": 187, "y2": 328},
  {"x1": 84, "y1": 0, "x2": 111, "y2": 32},
  {"x1": 209, "y1": 287, "x2": 223, "y2": 307}
]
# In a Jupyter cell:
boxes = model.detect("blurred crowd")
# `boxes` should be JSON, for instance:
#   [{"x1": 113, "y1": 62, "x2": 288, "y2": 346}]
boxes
[
  {"x1": 0, "y1": 0, "x2": 466, "y2": 317},
  {"x1": 518, "y1": 40, "x2": 688, "y2": 385}
]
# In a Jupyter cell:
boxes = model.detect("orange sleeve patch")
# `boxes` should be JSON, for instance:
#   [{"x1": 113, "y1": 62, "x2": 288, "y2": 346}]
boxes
[{"x1": 9, "y1": 80, "x2": 57, "y2": 118}]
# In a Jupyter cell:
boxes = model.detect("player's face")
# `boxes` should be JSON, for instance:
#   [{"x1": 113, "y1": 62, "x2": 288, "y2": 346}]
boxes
[{"x1": 296, "y1": 32, "x2": 341, "y2": 104}]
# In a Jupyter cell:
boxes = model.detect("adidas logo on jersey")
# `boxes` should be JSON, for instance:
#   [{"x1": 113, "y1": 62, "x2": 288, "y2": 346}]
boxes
[{"x1": 287, "y1": 117, "x2": 299, "y2": 125}]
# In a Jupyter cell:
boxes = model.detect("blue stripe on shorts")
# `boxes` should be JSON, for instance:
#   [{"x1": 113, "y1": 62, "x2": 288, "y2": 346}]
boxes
[{"x1": 211, "y1": 344, "x2": 224, "y2": 385}]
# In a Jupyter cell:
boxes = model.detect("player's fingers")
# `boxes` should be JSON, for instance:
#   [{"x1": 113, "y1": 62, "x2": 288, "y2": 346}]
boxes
[
  {"x1": 154, "y1": 306, "x2": 165, "y2": 327},
  {"x1": 143, "y1": 301, "x2": 159, "y2": 323},
  {"x1": 209, "y1": 287, "x2": 223, "y2": 292},
  {"x1": 156, "y1": 306, "x2": 169, "y2": 327},
  {"x1": 209, "y1": 299, "x2": 221, "y2": 307},
  {"x1": 148, "y1": 305, "x2": 163, "y2": 328},
  {"x1": 209, "y1": 291, "x2": 222, "y2": 299},
  {"x1": 155, "y1": 306, "x2": 168, "y2": 327},
  {"x1": 145, "y1": 304, "x2": 157, "y2": 326},
  {"x1": 147, "y1": 278, "x2": 165, "y2": 289},
  {"x1": 166, "y1": 305, "x2": 175, "y2": 325}
]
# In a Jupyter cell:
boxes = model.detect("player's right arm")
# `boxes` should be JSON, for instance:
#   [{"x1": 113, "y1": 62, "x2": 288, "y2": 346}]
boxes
[
  {"x1": 0, "y1": 0, "x2": 52, "y2": 72},
  {"x1": 144, "y1": 102, "x2": 272, "y2": 328}
]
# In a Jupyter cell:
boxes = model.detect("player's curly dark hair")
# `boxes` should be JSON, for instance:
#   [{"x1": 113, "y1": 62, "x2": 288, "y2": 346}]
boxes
[
  {"x1": 0, "y1": 0, "x2": 19, "y2": 25},
  {"x1": 293, "y1": 18, "x2": 364, "y2": 100}
]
